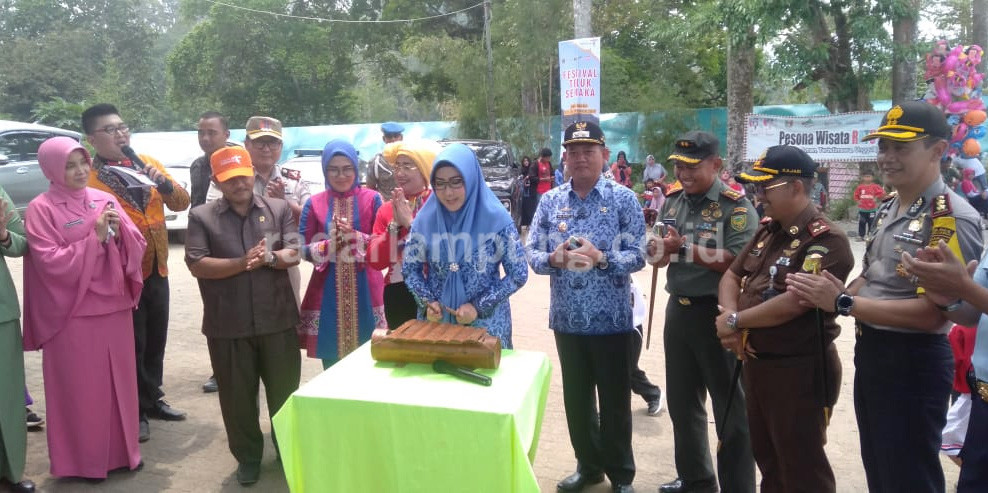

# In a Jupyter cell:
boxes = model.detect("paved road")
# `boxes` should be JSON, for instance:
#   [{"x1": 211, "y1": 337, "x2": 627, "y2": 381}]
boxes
[{"x1": 11, "y1": 234, "x2": 962, "y2": 492}]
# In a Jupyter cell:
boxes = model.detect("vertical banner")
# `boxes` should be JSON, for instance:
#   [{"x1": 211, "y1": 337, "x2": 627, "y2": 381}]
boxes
[{"x1": 558, "y1": 37, "x2": 601, "y2": 128}]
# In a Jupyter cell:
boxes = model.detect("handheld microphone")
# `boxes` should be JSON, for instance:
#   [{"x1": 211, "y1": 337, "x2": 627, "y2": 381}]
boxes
[
  {"x1": 432, "y1": 359, "x2": 492, "y2": 386},
  {"x1": 120, "y1": 145, "x2": 146, "y2": 169}
]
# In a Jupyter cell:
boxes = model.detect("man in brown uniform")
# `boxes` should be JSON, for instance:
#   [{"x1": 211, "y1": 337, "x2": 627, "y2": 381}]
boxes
[
  {"x1": 185, "y1": 147, "x2": 301, "y2": 485},
  {"x1": 716, "y1": 145, "x2": 854, "y2": 492}
]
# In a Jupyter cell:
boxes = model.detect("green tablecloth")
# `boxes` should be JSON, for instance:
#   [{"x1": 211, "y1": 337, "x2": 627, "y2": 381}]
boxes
[{"x1": 272, "y1": 342, "x2": 552, "y2": 492}]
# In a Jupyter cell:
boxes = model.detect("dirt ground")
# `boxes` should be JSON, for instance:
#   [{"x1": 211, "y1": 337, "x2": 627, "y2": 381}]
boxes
[{"x1": 9, "y1": 230, "x2": 964, "y2": 492}]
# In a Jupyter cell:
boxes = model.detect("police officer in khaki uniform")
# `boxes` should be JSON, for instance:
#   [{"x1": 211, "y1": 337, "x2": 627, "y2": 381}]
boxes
[
  {"x1": 787, "y1": 101, "x2": 984, "y2": 492},
  {"x1": 365, "y1": 122, "x2": 404, "y2": 200},
  {"x1": 717, "y1": 145, "x2": 854, "y2": 492},
  {"x1": 650, "y1": 131, "x2": 757, "y2": 493}
]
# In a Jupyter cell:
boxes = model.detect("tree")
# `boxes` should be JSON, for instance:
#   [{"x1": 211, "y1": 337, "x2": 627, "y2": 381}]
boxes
[
  {"x1": 974, "y1": 0, "x2": 988, "y2": 71},
  {"x1": 0, "y1": 0, "x2": 179, "y2": 128},
  {"x1": 887, "y1": 0, "x2": 921, "y2": 103},
  {"x1": 167, "y1": 0, "x2": 356, "y2": 127}
]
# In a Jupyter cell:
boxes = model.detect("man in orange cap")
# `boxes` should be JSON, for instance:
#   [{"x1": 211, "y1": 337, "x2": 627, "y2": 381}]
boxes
[{"x1": 184, "y1": 147, "x2": 302, "y2": 486}]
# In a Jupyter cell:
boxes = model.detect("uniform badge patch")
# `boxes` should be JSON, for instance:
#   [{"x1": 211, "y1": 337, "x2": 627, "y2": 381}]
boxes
[{"x1": 730, "y1": 213, "x2": 747, "y2": 232}]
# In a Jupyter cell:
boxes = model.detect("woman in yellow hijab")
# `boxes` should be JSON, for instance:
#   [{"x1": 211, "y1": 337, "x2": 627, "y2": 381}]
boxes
[{"x1": 367, "y1": 140, "x2": 442, "y2": 328}]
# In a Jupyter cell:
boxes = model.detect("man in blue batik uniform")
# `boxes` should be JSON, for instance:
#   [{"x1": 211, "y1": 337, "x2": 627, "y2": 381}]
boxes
[{"x1": 527, "y1": 121, "x2": 645, "y2": 493}]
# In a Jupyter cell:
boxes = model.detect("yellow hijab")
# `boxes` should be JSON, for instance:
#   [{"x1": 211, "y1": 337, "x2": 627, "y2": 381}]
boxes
[{"x1": 382, "y1": 140, "x2": 442, "y2": 183}]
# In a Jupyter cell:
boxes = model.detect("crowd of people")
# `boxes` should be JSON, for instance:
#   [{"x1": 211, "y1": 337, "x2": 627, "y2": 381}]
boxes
[{"x1": 0, "y1": 100, "x2": 987, "y2": 493}]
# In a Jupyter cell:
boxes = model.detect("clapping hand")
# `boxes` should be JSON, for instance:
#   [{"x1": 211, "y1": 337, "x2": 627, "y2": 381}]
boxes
[
  {"x1": 244, "y1": 238, "x2": 267, "y2": 271},
  {"x1": 901, "y1": 240, "x2": 979, "y2": 306},
  {"x1": 266, "y1": 177, "x2": 286, "y2": 200},
  {"x1": 392, "y1": 188, "x2": 413, "y2": 228},
  {"x1": 0, "y1": 199, "x2": 14, "y2": 243},
  {"x1": 785, "y1": 270, "x2": 845, "y2": 311}
]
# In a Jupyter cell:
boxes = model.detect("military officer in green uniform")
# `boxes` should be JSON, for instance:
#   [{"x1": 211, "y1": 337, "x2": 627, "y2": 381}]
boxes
[
  {"x1": 0, "y1": 186, "x2": 35, "y2": 493},
  {"x1": 717, "y1": 145, "x2": 854, "y2": 493},
  {"x1": 649, "y1": 131, "x2": 757, "y2": 493},
  {"x1": 787, "y1": 101, "x2": 984, "y2": 492}
]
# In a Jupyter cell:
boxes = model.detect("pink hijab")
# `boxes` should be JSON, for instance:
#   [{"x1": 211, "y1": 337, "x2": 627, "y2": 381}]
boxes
[{"x1": 22, "y1": 137, "x2": 146, "y2": 350}]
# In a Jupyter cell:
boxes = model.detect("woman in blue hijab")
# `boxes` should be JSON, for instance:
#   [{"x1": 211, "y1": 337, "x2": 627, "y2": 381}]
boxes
[
  {"x1": 297, "y1": 139, "x2": 385, "y2": 368},
  {"x1": 403, "y1": 143, "x2": 528, "y2": 348}
]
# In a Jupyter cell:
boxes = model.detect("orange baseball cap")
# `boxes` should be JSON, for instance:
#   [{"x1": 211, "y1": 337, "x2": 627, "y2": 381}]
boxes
[{"x1": 210, "y1": 146, "x2": 254, "y2": 182}]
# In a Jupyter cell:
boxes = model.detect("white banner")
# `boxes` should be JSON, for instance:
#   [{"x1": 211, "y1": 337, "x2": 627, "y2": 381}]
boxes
[
  {"x1": 558, "y1": 37, "x2": 601, "y2": 128},
  {"x1": 744, "y1": 112, "x2": 884, "y2": 162}
]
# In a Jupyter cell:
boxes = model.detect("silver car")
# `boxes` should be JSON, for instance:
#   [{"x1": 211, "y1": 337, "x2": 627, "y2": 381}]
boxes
[{"x1": 0, "y1": 120, "x2": 82, "y2": 214}]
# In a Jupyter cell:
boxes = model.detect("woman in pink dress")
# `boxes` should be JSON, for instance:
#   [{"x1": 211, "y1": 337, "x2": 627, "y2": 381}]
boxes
[{"x1": 22, "y1": 136, "x2": 145, "y2": 479}]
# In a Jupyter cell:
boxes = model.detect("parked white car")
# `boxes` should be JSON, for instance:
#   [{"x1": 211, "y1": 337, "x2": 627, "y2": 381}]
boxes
[{"x1": 128, "y1": 132, "x2": 202, "y2": 239}]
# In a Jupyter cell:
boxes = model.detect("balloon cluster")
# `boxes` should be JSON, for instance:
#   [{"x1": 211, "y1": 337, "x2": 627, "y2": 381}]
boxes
[{"x1": 924, "y1": 40, "x2": 987, "y2": 157}]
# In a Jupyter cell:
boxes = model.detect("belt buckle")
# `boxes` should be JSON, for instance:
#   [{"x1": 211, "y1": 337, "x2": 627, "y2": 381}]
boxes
[
  {"x1": 678, "y1": 297, "x2": 691, "y2": 306},
  {"x1": 978, "y1": 380, "x2": 988, "y2": 404}
]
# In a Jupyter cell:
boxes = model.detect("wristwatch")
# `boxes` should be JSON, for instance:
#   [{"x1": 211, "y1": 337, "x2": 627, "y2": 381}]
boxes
[
  {"x1": 677, "y1": 241, "x2": 690, "y2": 259},
  {"x1": 265, "y1": 251, "x2": 277, "y2": 268},
  {"x1": 726, "y1": 312, "x2": 740, "y2": 331},
  {"x1": 835, "y1": 292, "x2": 854, "y2": 316},
  {"x1": 937, "y1": 299, "x2": 963, "y2": 312},
  {"x1": 596, "y1": 253, "x2": 609, "y2": 270},
  {"x1": 387, "y1": 221, "x2": 401, "y2": 234}
]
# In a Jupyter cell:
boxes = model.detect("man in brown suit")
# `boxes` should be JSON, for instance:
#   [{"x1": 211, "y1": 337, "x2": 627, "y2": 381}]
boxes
[
  {"x1": 716, "y1": 145, "x2": 854, "y2": 492},
  {"x1": 185, "y1": 147, "x2": 301, "y2": 486}
]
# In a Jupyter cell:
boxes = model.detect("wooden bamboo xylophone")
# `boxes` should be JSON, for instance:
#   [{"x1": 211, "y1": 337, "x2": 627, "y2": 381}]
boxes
[{"x1": 370, "y1": 320, "x2": 502, "y2": 369}]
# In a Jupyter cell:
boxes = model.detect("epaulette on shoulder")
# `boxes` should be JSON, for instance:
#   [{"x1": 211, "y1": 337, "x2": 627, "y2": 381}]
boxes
[
  {"x1": 808, "y1": 219, "x2": 830, "y2": 237},
  {"x1": 760, "y1": 216, "x2": 772, "y2": 225},
  {"x1": 882, "y1": 191, "x2": 897, "y2": 202},
  {"x1": 720, "y1": 188, "x2": 743, "y2": 201},
  {"x1": 665, "y1": 181, "x2": 683, "y2": 196},
  {"x1": 931, "y1": 193, "x2": 952, "y2": 218},
  {"x1": 281, "y1": 168, "x2": 301, "y2": 181}
]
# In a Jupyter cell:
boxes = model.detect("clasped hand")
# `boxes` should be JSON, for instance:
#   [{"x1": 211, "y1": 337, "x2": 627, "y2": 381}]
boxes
[{"x1": 550, "y1": 236, "x2": 602, "y2": 272}]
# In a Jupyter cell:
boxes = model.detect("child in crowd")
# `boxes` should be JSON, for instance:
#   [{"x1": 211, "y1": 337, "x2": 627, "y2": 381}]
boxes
[
  {"x1": 852, "y1": 170, "x2": 884, "y2": 240},
  {"x1": 942, "y1": 324, "x2": 977, "y2": 466}
]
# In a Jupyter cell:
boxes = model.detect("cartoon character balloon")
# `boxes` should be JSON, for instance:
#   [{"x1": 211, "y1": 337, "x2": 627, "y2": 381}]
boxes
[{"x1": 925, "y1": 41, "x2": 986, "y2": 156}]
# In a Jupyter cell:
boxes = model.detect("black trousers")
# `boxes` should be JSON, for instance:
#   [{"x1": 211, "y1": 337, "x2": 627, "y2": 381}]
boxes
[
  {"x1": 854, "y1": 325, "x2": 952, "y2": 493},
  {"x1": 631, "y1": 325, "x2": 661, "y2": 403},
  {"x1": 858, "y1": 211, "x2": 875, "y2": 238},
  {"x1": 383, "y1": 281, "x2": 418, "y2": 330},
  {"x1": 207, "y1": 328, "x2": 301, "y2": 465},
  {"x1": 959, "y1": 372, "x2": 988, "y2": 491},
  {"x1": 134, "y1": 271, "x2": 168, "y2": 413},
  {"x1": 554, "y1": 331, "x2": 635, "y2": 485}
]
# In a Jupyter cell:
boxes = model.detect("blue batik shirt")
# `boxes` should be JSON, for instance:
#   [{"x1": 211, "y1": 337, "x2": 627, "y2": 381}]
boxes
[
  {"x1": 526, "y1": 178, "x2": 646, "y2": 335},
  {"x1": 403, "y1": 224, "x2": 528, "y2": 349}
]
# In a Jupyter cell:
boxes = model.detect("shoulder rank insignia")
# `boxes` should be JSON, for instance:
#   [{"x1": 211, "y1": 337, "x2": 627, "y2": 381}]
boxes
[
  {"x1": 759, "y1": 216, "x2": 772, "y2": 225},
  {"x1": 882, "y1": 191, "x2": 898, "y2": 202},
  {"x1": 281, "y1": 168, "x2": 302, "y2": 181},
  {"x1": 931, "y1": 193, "x2": 952, "y2": 218},
  {"x1": 665, "y1": 181, "x2": 683, "y2": 196},
  {"x1": 809, "y1": 219, "x2": 830, "y2": 237},
  {"x1": 720, "y1": 188, "x2": 743, "y2": 201}
]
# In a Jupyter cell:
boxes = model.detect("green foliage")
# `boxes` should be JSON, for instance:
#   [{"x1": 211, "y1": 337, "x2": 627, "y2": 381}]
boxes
[
  {"x1": 638, "y1": 110, "x2": 699, "y2": 164},
  {"x1": 828, "y1": 198, "x2": 856, "y2": 221},
  {"x1": 0, "y1": 0, "x2": 179, "y2": 129},
  {"x1": 31, "y1": 97, "x2": 89, "y2": 132},
  {"x1": 167, "y1": 0, "x2": 356, "y2": 127}
]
